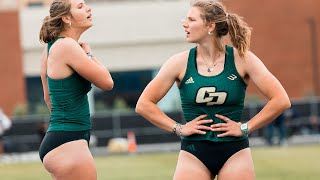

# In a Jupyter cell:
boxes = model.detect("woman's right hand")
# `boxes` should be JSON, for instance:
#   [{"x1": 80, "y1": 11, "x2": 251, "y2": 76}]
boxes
[{"x1": 180, "y1": 114, "x2": 213, "y2": 136}]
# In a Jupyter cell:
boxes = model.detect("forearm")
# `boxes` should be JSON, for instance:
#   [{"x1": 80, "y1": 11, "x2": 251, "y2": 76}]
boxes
[
  {"x1": 92, "y1": 57, "x2": 113, "y2": 80},
  {"x1": 87, "y1": 56, "x2": 113, "y2": 90},
  {"x1": 91, "y1": 56, "x2": 105, "y2": 67},
  {"x1": 87, "y1": 51, "x2": 110, "y2": 73},
  {"x1": 247, "y1": 97, "x2": 290, "y2": 134},
  {"x1": 136, "y1": 100, "x2": 177, "y2": 133}
]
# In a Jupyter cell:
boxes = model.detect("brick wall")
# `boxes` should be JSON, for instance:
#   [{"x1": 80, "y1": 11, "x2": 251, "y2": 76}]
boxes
[
  {"x1": 223, "y1": 0, "x2": 320, "y2": 99},
  {"x1": 0, "y1": 10, "x2": 25, "y2": 116}
]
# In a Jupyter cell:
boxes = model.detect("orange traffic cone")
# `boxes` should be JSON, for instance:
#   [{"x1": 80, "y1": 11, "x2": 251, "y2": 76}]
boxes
[{"x1": 127, "y1": 131, "x2": 138, "y2": 153}]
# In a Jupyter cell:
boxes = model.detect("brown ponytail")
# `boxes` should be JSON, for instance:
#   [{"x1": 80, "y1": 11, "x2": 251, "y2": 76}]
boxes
[
  {"x1": 192, "y1": 0, "x2": 252, "y2": 58},
  {"x1": 39, "y1": 0, "x2": 71, "y2": 43},
  {"x1": 227, "y1": 13, "x2": 252, "y2": 58},
  {"x1": 39, "y1": 16, "x2": 53, "y2": 43}
]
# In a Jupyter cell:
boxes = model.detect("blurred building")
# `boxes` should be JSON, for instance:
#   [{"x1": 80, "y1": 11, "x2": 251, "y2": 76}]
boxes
[
  {"x1": 18, "y1": 0, "x2": 51, "y2": 8},
  {"x1": 0, "y1": 0, "x2": 320, "y2": 115},
  {"x1": 0, "y1": 0, "x2": 25, "y2": 116},
  {"x1": 223, "y1": 0, "x2": 320, "y2": 100}
]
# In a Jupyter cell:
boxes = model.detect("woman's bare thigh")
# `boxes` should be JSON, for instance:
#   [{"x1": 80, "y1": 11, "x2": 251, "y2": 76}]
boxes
[
  {"x1": 43, "y1": 140, "x2": 97, "y2": 180},
  {"x1": 217, "y1": 148, "x2": 255, "y2": 180},
  {"x1": 174, "y1": 150, "x2": 214, "y2": 180}
]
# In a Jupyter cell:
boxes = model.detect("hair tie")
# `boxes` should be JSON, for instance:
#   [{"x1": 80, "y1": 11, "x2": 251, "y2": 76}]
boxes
[{"x1": 226, "y1": 13, "x2": 229, "y2": 18}]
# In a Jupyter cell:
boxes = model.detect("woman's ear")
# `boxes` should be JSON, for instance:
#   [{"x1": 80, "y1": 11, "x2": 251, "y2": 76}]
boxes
[
  {"x1": 62, "y1": 15, "x2": 71, "y2": 25},
  {"x1": 207, "y1": 22, "x2": 216, "y2": 33}
]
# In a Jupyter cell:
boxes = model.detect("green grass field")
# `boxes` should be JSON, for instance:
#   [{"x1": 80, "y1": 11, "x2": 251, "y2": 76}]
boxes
[{"x1": 0, "y1": 145, "x2": 319, "y2": 180}]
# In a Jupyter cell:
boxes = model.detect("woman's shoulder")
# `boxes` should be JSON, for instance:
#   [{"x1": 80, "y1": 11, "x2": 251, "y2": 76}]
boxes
[
  {"x1": 158, "y1": 50, "x2": 191, "y2": 79},
  {"x1": 49, "y1": 37, "x2": 81, "y2": 57},
  {"x1": 167, "y1": 50, "x2": 190, "y2": 65},
  {"x1": 173, "y1": 50, "x2": 189, "y2": 59},
  {"x1": 53, "y1": 37, "x2": 79, "y2": 49},
  {"x1": 231, "y1": 46, "x2": 265, "y2": 77},
  {"x1": 231, "y1": 46, "x2": 258, "y2": 63}
]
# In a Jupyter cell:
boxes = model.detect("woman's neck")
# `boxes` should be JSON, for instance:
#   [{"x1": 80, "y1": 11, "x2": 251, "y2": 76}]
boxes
[
  {"x1": 59, "y1": 29, "x2": 82, "y2": 41},
  {"x1": 197, "y1": 43, "x2": 220, "y2": 62}
]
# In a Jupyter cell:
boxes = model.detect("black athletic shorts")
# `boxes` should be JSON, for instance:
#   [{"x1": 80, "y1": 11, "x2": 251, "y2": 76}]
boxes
[
  {"x1": 181, "y1": 138, "x2": 249, "y2": 176},
  {"x1": 39, "y1": 130, "x2": 90, "y2": 162}
]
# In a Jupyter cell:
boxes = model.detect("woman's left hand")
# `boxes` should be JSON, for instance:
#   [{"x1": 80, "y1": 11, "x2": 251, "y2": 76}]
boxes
[{"x1": 211, "y1": 114, "x2": 243, "y2": 137}]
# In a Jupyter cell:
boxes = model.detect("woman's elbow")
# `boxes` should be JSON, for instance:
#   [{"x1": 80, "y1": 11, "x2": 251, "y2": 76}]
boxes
[
  {"x1": 100, "y1": 79, "x2": 114, "y2": 91},
  {"x1": 44, "y1": 96, "x2": 50, "y2": 105},
  {"x1": 135, "y1": 102, "x2": 142, "y2": 115},
  {"x1": 105, "y1": 79, "x2": 114, "y2": 91},
  {"x1": 284, "y1": 98, "x2": 291, "y2": 110},
  {"x1": 135, "y1": 99, "x2": 146, "y2": 115},
  {"x1": 280, "y1": 96, "x2": 291, "y2": 111}
]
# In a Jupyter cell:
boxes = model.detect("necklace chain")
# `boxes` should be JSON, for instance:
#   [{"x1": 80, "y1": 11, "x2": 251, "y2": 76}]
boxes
[{"x1": 199, "y1": 50, "x2": 221, "y2": 72}]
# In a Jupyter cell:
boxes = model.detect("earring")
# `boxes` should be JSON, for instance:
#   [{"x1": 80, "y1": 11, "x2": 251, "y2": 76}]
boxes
[
  {"x1": 208, "y1": 31, "x2": 213, "y2": 35},
  {"x1": 69, "y1": 22, "x2": 71, "y2": 26}
]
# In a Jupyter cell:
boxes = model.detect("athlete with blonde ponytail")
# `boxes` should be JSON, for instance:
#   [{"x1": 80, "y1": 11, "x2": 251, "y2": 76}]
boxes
[
  {"x1": 39, "y1": 0, "x2": 113, "y2": 179},
  {"x1": 136, "y1": 1, "x2": 290, "y2": 179}
]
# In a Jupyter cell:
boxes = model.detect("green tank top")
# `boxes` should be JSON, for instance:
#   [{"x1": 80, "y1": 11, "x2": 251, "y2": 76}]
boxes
[
  {"x1": 47, "y1": 37, "x2": 92, "y2": 132},
  {"x1": 179, "y1": 46, "x2": 248, "y2": 142}
]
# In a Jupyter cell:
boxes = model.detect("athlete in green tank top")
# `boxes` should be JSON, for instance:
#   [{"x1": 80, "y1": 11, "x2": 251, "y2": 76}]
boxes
[
  {"x1": 38, "y1": 1, "x2": 114, "y2": 178},
  {"x1": 46, "y1": 37, "x2": 92, "y2": 132},
  {"x1": 179, "y1": 46, "x2": 247, "y2": 142},
  {"x1": 136, "y1": 1, "x2": 291, "y2": 178}
]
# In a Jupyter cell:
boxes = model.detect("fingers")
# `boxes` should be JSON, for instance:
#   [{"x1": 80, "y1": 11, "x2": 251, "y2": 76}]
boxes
[
  {"x1": 194, "y1": 115, "x2": 213, "y2": 125},
  {"x1": 194, "y1": 125, "x2": 208, "y2": 135},
  {"x1": 217, "y1": 132, "x2": 230, "y2": 137},
  {"x1": 211, "y1": 127, "x2": 228, "y2": 132},
  {"x1": 194, "y1": 130, "x2": 207, "y2": 135},
  {"x1": 210, "y1": 123, "x2": 228, "y2": 128},
  {"x1": 192, "y1": 124, "x2": 213, "y2": 135},
  {"x1": 211, "y1": 123, "x2": 228, "y2": 133},
  {"x1": 195, "y1": 114, "x2": 208, "y2": 121},
  {"x1": 196, "y1": 125, "x2": 212, "y2": 131},
  {"x1": 188, "y1": 114, "x2": 236, "y2": 136},
  {"x1": 215, "y1": 114, "x2": 231, "y2": 122},
  {"x1": 210, "y1": 118, "x2": 243, "y2": 137},
  {"x1": 197, "y1": 119, "x2": 213, "y2": 125}
]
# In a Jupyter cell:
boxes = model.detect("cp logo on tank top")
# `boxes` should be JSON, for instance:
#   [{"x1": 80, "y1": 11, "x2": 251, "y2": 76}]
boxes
[{"x1": 195, "y1": 87, "x2": 227, "y2": 105}]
